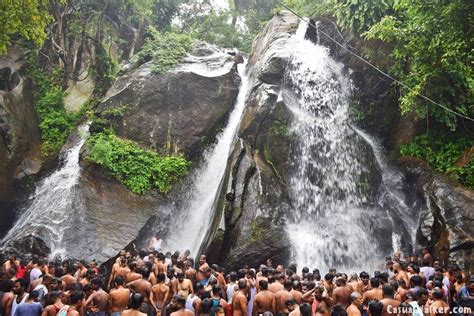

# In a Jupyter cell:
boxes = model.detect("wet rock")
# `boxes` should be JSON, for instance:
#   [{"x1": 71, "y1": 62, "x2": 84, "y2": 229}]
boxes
[
  {"x1": 97, "y1": 43, "x2": 241, "y2": 161},
  {"x1": 0, "y1": 47, "x2": 42, "y2": 236},
  {"x1": 400, "y1": 157, "x2": 474, "y2": 272}
]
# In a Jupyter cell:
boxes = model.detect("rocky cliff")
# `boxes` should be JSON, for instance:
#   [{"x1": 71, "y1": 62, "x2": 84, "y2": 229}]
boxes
[{"x1": 0, "y1": 48, "x2": 43, "y2": 235}]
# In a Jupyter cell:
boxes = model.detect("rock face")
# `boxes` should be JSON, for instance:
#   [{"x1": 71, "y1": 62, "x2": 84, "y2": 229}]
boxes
[
  {"x1": 97, "y1": 43, "x2": 241, "y2": 160},
  {"x1": 0, "y1": 48, "x2": 42, "y2": 236},
  {"x1": 400, "y1": 158, "x2": 474, "y2": 272},
  {"x1": 1, "y1": 43, "x2": 243, "y2": 263},
  {"x1": 203, "y1": 11, "x2": 299, "y2": 269}
]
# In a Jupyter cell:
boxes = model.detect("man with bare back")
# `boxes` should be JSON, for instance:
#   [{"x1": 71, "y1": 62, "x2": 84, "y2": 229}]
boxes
[
  {"x1": 151, "y1": 273, "x2": 170, "y2": 315},
  {"x1": 233, "y1": 279, "x2": 248, "y2": 316},
  {"x1": 109, "y1": 275, "x2": 130, "y2": 316},
  {"x1": 275, "y1": 280, "x2": 294, "y2": 316},
  {"x1": 253, "y1": 280, "x2": 276, "y2": 316},
  {"x1": 84, "y1": 278, "x2": 109, "y2": 316}
]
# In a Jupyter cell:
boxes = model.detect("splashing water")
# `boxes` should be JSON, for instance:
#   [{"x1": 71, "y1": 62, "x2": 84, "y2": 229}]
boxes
[
  {"x1": 283, "y1": 21, "x2": 392, "y2": 272},
  {"x1": 1, "y1": 123, "x2": 91, "y2": 258},
  {"x1": 164, "y1": 62, "x2": 250, "y2": 255}
]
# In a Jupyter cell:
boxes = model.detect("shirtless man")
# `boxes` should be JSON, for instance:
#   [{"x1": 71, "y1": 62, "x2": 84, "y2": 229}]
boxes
[
  {"x1": 123, "y1": 293, "x2": 147, "y2": 316},
  {"x1": 61, "y1": 266, "x2": 78, "y2": 289},
  {"x1": 256, "y1": 267, "x2": 269, "y2": 292},
  {"x1": 3, "y1": 255, "x2": 19, "y2": 272},
  {"x1": 67, "y1": 291, "x2": 84, "y2": 316},
  {"x1": 184, "y1": 261, "x2": 197, "y2": 283},
  {"x1": 151, "y1": 273, "x2": 170, "y2": 314},
  {"x1": 427, "y1": 287, "x2": 449, "y2": 316},
  {"x1": 346, "y1": 292, "x2": 362, "y2": 316},
  {"x1": 84, "y1": 278, "x2": 109, "y2": 315},
  {"x1": 268, "y1": 276, "x2": 284, "y2": 293},
  {"x1": 80, "y1": 269, "x2": 96, "y2": 287},
  {"x1": 332, "y1": 277, "x2": 352, "y2": 308},
  {"x1": 42, "y1": 291, "x2": 66, "y2": 316},
  {"x1": 291, "y1": 281, "x2": 303, "y2": 304},
  {"x1": 127, "y1": 262, "x2": 144, "y2": 283},
  {"x1": 197, "y1": 256, "x2": 209, "y2": 282},
  {"x1": 109, "y1": 276, "x2": 130, "y2": 316},
  {"x1": 275, "y1": 280, "x2": 294, "y2": 316},
  {"x1": 233, "y1": 279, "x2": 248, "y2": 316},
  {"x1": 175, "y1": 272, "x2": 193, "y2": 297},
  {"x1": 362, "y1": 278, "x2": 383, "y2": 305},
  {"x1": 171, "y1": 295, "x2": 194, "y2": 316},
  {"x1": 394, "y1": 279, "x2": 409, "y2": 302},
  {"x1": 127, "y1": 267, "x2": 154, "y2": 315},
  {"x1": 359, "y1": 272, "x2": 370, "y2": 294},
  {"x1": 155, "y1": 254, "x2": 168, "y2": 277},
  {"x1": 0, "y1": 279, "x2": 14, "y2": 316},
  {"x1": 348, "y1": 273, "x2": 363, "y2": 294},
  {"x1": 393, "y1": 263, "x2": 409, "y2": 286},
  {"x1": 380, "y1": 284, "x2": 400, "y2": 316},
  {"x1": 323, "y1": 274, "x2": 335, "y2": 298},
  {"x1": 253, "y1": 280, "x2": 276, "y2": 316},
  {"x1": 109, "y1": 257, "x2": 130, "y2": 289}
]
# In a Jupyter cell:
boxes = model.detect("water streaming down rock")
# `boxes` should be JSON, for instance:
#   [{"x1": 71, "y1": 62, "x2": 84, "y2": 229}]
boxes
[
  {"x1": 354, "y1": 127, "x2": 420, "y2": 254},
  {"x1": 1, "y1": 123, "x2": 91, "y2": 258},
  {"x1": 283, "y1": 21, "x2": 396, "y2": 272},
  {"x1": 164, "y1": 62, "x2": 250, "y2": 255}
]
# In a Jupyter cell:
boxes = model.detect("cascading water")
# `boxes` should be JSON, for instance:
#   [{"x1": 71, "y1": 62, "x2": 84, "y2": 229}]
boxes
[
  {"x1": 354, "y1": 127, "x2": 420, "y2": 254},
  {"x1": 1, "y1": 123, "x2": 90, "y2": 258},
  {"x1": 164, "y1": 62, "x2": 250, "y2": 255},
  {"x1": 283, "y1": 21, "x2": 403, "y2": 272}
]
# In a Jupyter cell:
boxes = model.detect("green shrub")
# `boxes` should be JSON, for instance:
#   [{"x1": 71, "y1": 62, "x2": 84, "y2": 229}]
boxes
[
  {"x1": 87, "y1": 132, "x2": 189, "y2": 194},
  {"x1": 399, "y1": 133, "x2": 473, "y2": 188},
  {"x1": 137, "y1": 27, "x2": 193, "y2": 74}
]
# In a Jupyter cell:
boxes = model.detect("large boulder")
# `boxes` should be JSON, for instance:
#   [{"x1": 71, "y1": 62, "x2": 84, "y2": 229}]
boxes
[
  {"x1": 202, "y1": 12, "x2": 299, "y2": 269},
  {"x1": 400, "y1": 157, "x2": 474, "y2": 272},
  {"x1": 0, "y1": 48, "x2": 42, "y2": 236},
  {"x1": 97, "y1": 43, "x2": 241, "y2": 160}
]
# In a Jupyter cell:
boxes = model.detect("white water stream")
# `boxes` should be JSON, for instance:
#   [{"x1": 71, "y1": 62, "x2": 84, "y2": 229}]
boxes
[
  {"x1": 283, "y1": 21, "x2": 417, "y2": 272},
  {"x1": 165, "y1": 62, "x2": 250, "y2": 255},
  {"x1": 1, "y1": 123, "x2": 91, "y2": 258}
]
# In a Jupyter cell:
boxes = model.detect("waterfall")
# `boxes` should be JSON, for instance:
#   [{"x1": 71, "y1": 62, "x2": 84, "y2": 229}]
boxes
[
  {"x1": 282, "y1": 21, "x2": 403, "y2": 272},
  {"x1": 1, "y1": 123, "x2": 91, "y2": 258},
  {"x1": 164, "y1": 62, "x2": 250, "y2": 255}
]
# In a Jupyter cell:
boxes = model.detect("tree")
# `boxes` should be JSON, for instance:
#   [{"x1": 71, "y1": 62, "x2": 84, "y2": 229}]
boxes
[{"x1": 0, "y1": 0, "x2": 52, "y2": 54}]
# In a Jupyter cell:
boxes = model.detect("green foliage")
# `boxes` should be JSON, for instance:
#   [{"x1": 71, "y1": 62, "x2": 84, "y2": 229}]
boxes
[
  {"x1": 364, "y1": 0, "x2": 473, "y2": 130},
  {"x1": 399, "y1": 133, "x2": 473, "y2": 188},
  {"x1": 92, "y1": 43, "x2": 118, "y2": 96},
  {"x1": 0, "y1": 0, "x2": 52, "y2": 54},
  {"x1": 138, "y1": 27, "x2": 193, "y2": 74},
  {"x1": 26, "y1": 52, "x2": 79, "y2": 156},
  {"x1": 87, "y1": 133, "x2": 190, "y2": 194},
  {"x1": 250, "y1": 219, "x2": 262, "y2": 242}
]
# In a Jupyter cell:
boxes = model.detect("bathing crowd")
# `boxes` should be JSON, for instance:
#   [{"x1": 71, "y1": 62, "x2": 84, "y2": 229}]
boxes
[{"x1": 0, "y1": 247, "x2": 473, "y2": 316}]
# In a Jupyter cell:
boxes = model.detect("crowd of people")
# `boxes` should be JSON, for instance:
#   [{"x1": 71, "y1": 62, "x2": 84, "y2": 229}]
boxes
[{"x1": 0, "y1": 248, "x2": 473, "y2": 316}]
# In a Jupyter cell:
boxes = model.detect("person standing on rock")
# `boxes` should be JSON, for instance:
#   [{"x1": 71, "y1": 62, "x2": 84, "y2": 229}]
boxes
[{"x1": 109, "y1": 276, "x2": 130, "y2": 316}]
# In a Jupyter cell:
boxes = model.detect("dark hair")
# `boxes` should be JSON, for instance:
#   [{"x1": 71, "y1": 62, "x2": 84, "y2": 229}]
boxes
[
  {"x1": 201, "y1": 299, "x2": 213, "y2": 313},
  {"x1": 29, "y1": 290, "x2": 40, "y2": 300},
  {"x1": 370, "y1": 277, "x2": 380, "y2": 288},
  {"x1": 331, "y1": 305, "x2": 348, "y2": 316},
  {"x1": 284, "y1": 280, "x2": 293, "y2": 290},
  {"x1": 141, "y1": 267, "x2": 150, "y2": 279},
  {"x1": 300, "y1": 303, "x2": 311, "y2": 316},
  {"x1": 15, "y1": 278, "x2": 28, "y2": 291},
  {"x1": 360, "y1": 271, "x2": 369, "y2": 279},
  {"x1": 432, "y1": 287, "x2": 443, "y2": 300},
  {"x1": 238, "y1": 279, "x2": 247, "y2": 289},
  {"x1": 115, "y1": 275, "x2": 125, "y2": 286},
  {"x1": 411, "y1": 275, "x2": 423, "y2": 287},
  {"x1": 324, "y1": 273, "x2": 333, "y2": 281},
  {"x1": 416, "y1": 288, "x2": 428, "y2": 299},
  {"x1": 212, "y1": 285, "x2": 221, "y2": 295},
  {"x1": 158, "y1": 273, "x2": 166, "y2": 283},
  {"x1": 0, "y1": 280, "x2": 13, "y2": 292},
  {"x1": 229, "y1": 271, "x2": 238, "y2": 282},
  {"x1": 382, "y1": 284, "x2": 394, "y2": 298},
  {"x1": 176, "y1": 295, "x2": 186, "y2": 307},
  {"x1": 259, "y1": 280, "x2": 268, "y2": 290},
  {"x1": 131, "y1": 293, "x2": 144, "y2": 309},
  {"x1": 193, "y1": 282, "x2": 203, "y2": 292},
  {"x1": 70, "y1": 291, "x2": 84, "y2": 305},
  {"x1": 368, "y1": 300, "x2": 383, "y2": 316},
  {"x1": 91, "y1": 278, "x2": 103, "y2": 288}
]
